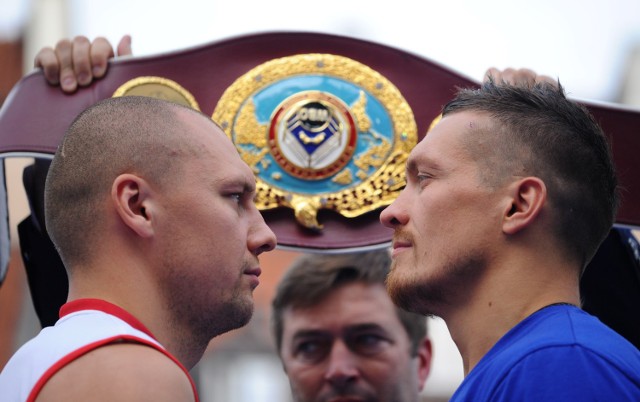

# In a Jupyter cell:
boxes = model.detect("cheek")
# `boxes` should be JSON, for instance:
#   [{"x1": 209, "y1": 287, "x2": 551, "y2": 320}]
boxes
[
  {"x1": 367, "y1": 352, "x2": 407, "y2": 376},
  {"x1": 206, "y1": 210, "x2": 249, "y2": 247},
  {"x1": 413, "y1": 197, "x2": 467, "y2": 250},
  {"x1": 417, "y1": 197, "x2": 448, "y2": 227},
  {"x1": 284, "y1": 362, "x2": 324, "y2": 396},
  {"x1": 366, "y1": 353, "x2": 415, "y2": 393}
]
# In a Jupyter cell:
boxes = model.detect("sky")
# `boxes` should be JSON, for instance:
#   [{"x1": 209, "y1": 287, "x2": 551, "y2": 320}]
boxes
[
  {"x1": 60, "y1": 0, "x2": 640, "y2": 103},
  {"x1": 2, "y1": 0, "x2": 640, "y2": 102}
]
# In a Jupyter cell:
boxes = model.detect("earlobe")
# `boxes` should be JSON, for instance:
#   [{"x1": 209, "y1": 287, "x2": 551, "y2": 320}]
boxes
[
  {"x1": 502, "y1": 177, "x2": 546, "y2": 235},
  {"x1": 112, "y1": 174, "x2": 154, "y2": 238}
]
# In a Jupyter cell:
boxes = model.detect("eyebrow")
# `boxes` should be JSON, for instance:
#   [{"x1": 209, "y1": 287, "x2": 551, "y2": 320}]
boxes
[
  {"x1": 243, "y1": 180, "x2": 256, "y2": 195},
  {"x1": 220, "y1": 175, "x2": 256, "y2": 193},
  {"x1": 292, "y1": 323, "x2": 388, "y2": 340},
  {"x1": 344, "y1": 323, "x2": 388, "y2": 335},
  {"x1": 406, "y1": 158, "x2": 418, "y2": 176},
  {"x1": 406, "y1": 152, "x2": 442, "y2": 177},
  {"x1": 291, "y1": 329, "x2": 331, "y2": 341}
]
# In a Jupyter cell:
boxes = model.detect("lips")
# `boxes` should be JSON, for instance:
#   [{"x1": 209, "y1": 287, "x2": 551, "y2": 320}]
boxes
[
  {"x1": 244, "y1": 267, "x2": 262, "y2": 277},
  {"x1": 326, "y1": 397, "x2": 366, "y2": 402},
  {"x1": 392, "y1": 240, "x2": 411, "y2": 249},
  {"x1": 322, "y1": 386, "x2": 372, "y2": 402},
  {"x1": 391, "y1": 237, "x2": 412, "y2": 257},
  {"x1": 244, "y1": 267, "x2": 261, "y2": 289}
]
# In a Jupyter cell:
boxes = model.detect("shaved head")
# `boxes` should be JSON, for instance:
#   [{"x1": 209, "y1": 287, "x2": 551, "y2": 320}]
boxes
[{"x1": 45, "y1": 96, "x2": 210, "y2": 268}]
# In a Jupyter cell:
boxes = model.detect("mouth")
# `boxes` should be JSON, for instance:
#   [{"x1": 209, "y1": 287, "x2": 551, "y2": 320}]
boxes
[
  {"x1": 243, "y1": 267, "x2": 262, "y2": 289},
  {"x1": 391, "y1": 238, "x2": 412, "y2": 257},
  {"x1": 326, "y1": 397, "x2": 366, "y2": 402}
]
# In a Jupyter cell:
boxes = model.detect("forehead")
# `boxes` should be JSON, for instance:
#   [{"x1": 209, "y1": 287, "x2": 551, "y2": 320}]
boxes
[
  {"x1": 281, "y1": 282, "x2": 404, "y2": 335},
  {"x1": 182, "y1": 110, "x2": 255, "y2": 183},
  {"x1": 407, "y1": 111, "x2": 488, "y2": 172}
]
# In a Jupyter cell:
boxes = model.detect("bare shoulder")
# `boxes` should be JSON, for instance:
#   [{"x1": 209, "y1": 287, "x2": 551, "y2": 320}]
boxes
[{"x1": 36, "y1": 342, "x2": 195, "y2": 402}]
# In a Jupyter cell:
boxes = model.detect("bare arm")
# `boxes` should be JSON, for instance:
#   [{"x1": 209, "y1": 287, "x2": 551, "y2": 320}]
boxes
[{"x1": 36, "y1": 343, "x2": 195, "y2": 402}]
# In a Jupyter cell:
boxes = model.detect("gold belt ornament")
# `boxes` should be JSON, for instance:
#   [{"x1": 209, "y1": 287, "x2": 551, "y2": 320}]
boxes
[{"x1": 213, "y1": 53, "x2": 417, "y2": 231}]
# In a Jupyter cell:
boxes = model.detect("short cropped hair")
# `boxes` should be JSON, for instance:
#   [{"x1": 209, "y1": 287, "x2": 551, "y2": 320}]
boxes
[
  {"x1": 45, "y1": 96, "x2": 203, "y2": 269},
  {"x1": 272, "y1": 250, "x2": 427, "y2": 355},
  {"x1": 442, "y1": 80, "x2": 618, "y2": 269}
]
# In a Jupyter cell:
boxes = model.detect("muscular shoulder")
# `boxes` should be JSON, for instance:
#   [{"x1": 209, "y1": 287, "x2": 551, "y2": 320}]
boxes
[{"x1": 36, "y1": 342, "x2": 195, "y2": 402}]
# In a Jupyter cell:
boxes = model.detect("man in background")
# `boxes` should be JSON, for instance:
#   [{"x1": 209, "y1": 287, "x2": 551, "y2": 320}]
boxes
[{"x1": 272, "y1": 250, "x2": 432, "y2": 402}]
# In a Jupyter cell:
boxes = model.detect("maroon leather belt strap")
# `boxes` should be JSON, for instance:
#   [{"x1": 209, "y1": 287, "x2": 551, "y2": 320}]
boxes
[{"x1": 1, "y1": 31, "x2": 638, "y2": 254}]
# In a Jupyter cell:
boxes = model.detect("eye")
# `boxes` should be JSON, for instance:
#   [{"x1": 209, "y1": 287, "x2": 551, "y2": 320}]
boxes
[
  {"x1": 226, "y1": 191, "x2": 248, "y2": 207},
  {"x1": 416, "y1": 173, "x2": 433, "y2": 187},
  {"x1": 293, "y1": 338, "x2": 330, "y2": 363},
  {"x1": 347, "y1": 333, "x2": 389, "y2": 356}
]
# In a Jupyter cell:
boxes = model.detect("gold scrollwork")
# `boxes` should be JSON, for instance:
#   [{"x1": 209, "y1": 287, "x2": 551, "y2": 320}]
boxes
[{"x1": 213, "y1": 54, "x2": 417, "y2": 230}]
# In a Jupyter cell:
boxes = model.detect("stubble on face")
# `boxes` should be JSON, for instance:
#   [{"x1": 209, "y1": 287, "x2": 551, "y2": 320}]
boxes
[
  {"x1": 291, "y1": 383, "x2": 377, "y2": 402},
  {"x1": 384, "y1": 113, "x2": 497, "y2": 318},
  {"x1": 386, "y1": 239, "x2": 486, "y2": 317},
  {"x1": 158, "y1": 248, "x2": 256, "y2": 353},
  {"x1": 161, "y1": 117, "x2": 260, "y2": 343}
]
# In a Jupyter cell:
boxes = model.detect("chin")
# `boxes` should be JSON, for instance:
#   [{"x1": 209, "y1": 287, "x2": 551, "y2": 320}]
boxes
[
  {"x1": 230, "y1": 298, "x2": 255, "y2": 328},
  {"x1": 387, "y1": 269, "x2": 419, "y2": 312},
  {"x1": 387, "y1": 268, "x2": 444, "y2": 316},
  {"x1": 201, "y1": 297, "x2": 255, "y2": 338}
]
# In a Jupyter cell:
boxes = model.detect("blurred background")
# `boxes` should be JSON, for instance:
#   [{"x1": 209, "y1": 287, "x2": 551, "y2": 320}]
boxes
[{"x1": 1, "y1": 0, "x2": 639, "y2": 400}]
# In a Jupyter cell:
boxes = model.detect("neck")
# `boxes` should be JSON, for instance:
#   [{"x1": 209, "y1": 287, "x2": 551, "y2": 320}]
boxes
[
  {"x1": 67, "y1": 258, "x2": 205, "y2": 370},
  {"x1": 441, "y1": 257, "x2": 580, "y2": 375}
]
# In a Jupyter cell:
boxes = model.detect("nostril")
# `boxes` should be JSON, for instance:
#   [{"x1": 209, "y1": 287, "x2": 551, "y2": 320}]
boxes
[
  {"x1": 258, "y1": 242, "x2": 275, "y2": 255},
  {"x1": 253, "y1": 241, "x2": 274, "y2": 256},
  {"x1": 326, "y1": 370, "x2": 358, "y2": 390}
]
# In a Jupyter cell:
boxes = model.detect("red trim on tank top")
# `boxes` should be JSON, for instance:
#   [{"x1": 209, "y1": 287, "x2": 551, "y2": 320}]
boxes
[
  {"x1": 27, "y1": 335, "x2": 200, "y2": 402},
  {"x1": 59, "y1": 298, "x2": 156, "y2": 340},
  {"x1": 34, "y1": 299, "x2": 202, "y2": 401}
]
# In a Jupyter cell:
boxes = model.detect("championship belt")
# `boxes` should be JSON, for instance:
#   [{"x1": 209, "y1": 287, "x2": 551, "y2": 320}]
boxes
[
  {"x1": 209, "y1": 53, "x2": 417, "y2": 235},
  {"x1": 1, "y1": 32, "x2": 639, "y2": 276}
]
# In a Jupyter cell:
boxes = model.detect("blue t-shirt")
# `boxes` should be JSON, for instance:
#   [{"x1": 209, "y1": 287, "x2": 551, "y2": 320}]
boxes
[{"x1": 451, "y1": 304, "x2": 640, "y2": 401}]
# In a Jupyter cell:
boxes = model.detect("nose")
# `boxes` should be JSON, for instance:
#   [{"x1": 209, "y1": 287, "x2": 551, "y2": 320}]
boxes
[
  {"x1": 380, "y1": 191, "x2": 409, "y2": 228},
  {"x1": 248, "y1": 207, "x2": 277, "y2": 256},
  {"x1": 324, "y1": 341, "x2": 359, "y2": 390}
]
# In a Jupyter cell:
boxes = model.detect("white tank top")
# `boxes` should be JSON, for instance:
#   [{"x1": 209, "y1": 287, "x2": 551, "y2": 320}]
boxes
[{"x1": 0, "y1": 299, "x2": 198, "y2": 402}]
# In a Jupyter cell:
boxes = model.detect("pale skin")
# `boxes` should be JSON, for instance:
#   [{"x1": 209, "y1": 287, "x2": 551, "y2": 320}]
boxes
[
  {"x1": 38, "y1": 109, "x2": 276, "y2": 401},
  {"x1": 38, "y1": 344, "x2": 194, "y2": 401},
  {"x1": 380, "y1": 110, "x2": 580, "y2": 375},
  {"x1": 30, "y1": 36, "x2": 280, "y2": 401}
]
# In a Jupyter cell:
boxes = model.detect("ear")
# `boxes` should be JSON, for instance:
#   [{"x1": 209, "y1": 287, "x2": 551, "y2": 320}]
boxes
[
  {"x1": 502, "y1": 177, "x2": 546, "y2": 235},
  {"x1": 111, "y1": 174, "x2": 155, "y2": 238},
  {"x1": 416, "y1": 338, "x2": 433, "y2": 392}
]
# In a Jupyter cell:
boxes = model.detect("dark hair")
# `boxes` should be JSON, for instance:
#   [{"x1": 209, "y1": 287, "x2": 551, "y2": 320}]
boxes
[
  {"x1": 271, "y1": 250, "x2": 427, "y2": 355},
  {"x1": 442, "y1": 80, "x2": 618, "y2": 269}
]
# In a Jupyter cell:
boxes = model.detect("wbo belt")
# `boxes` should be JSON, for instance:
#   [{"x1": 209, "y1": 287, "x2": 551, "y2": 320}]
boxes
[{"x1": 1, "y1": 31, "x2": 639, "y2": 255}]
